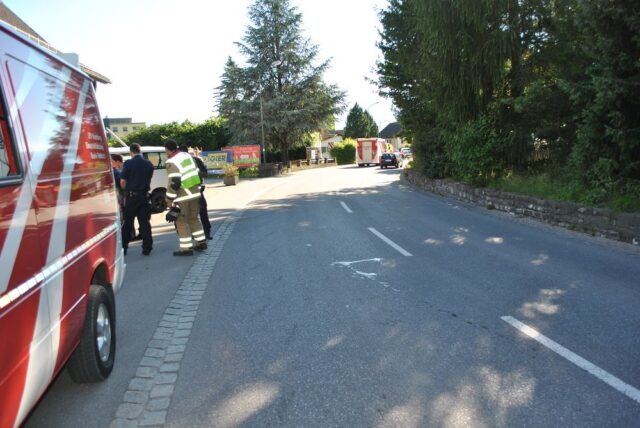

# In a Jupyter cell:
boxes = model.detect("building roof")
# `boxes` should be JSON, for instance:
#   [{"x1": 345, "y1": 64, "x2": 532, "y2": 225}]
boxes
[
  {"x1": 105, "y1": 117, "x2": 133, "y2": 124},
  {"x1": 0, "y1": 1, "x2": 44, "y2": 39},
  {"x1": 379, "y1": 122, "x2": 402, "y2": 139},
  {"x1": 0, "y1": 2, "x2": 111, "y2": 84}
]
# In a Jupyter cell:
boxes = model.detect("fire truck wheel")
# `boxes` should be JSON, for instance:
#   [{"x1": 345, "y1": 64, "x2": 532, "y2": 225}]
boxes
[{"x1": 67, "y1": 285, "x2": 116, "y2": 383}]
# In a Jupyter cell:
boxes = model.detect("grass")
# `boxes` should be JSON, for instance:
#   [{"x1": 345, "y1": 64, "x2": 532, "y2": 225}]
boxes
[{"x1": 491, "y1": 173, "x2": 640, "y2": 213}]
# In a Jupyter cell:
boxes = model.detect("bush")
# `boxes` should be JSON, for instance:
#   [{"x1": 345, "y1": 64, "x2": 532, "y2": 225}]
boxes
[
  {"x1": 411, "y1": 127, "x2": 449, "y2": 179},
  {"x1": 239, "y1": 166, "x2": 259, "y2": 178},
  {"x1": 329, "y1": 139, "x2": 356, "y2": 165},
  {"x1": 447, "y1": 116, "x2": 510, "y2": 186},
  {"x1": 222, "y1": 163, "x2": 239, "y2": 177}
]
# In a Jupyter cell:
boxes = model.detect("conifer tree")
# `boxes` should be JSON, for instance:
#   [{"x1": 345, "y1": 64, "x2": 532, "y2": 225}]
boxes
[
  {"x1": 344, "y1": 103, "x2": 379, "y2": 138},
  {"x1": 217, "y1": 0, "x2": 345, "y2": 162}
]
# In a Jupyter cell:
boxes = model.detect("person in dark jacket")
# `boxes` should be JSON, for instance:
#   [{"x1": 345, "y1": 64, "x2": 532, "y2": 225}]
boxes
[
  {"x1": 119, "y1": 143, "x2": 154, "y2": 255},
  {"x1": 179, "y1": 145, "x2": 212, "y2": 240},
  {"x1": 111, "y1": 153, "x2": 124, "y2": 208}
]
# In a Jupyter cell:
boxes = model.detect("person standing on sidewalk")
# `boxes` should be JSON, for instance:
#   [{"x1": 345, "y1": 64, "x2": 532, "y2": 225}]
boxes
[
  {"x1": 179, "y1": 145, "x2": 212, "y2": 240},
  {"x1": 110, "y1": 153, "x2": 124, "y2": 211},
  {"x1": 165, "y1": 139, "x2": 207, "y2": 256},
  {"x1": 119, "y1": 143, "x2": 154, "y2": 255}
]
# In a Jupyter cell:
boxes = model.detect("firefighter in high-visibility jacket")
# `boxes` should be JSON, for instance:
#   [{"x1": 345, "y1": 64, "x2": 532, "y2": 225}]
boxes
[{"x1": 164, "y1": 139, "x2": 207, "y2": 256}]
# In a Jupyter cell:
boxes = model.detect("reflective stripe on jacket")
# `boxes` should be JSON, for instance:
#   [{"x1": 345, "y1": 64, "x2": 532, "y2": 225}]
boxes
[{"x1": 166, "y1": 152, "x2": 201, "y2": 203}]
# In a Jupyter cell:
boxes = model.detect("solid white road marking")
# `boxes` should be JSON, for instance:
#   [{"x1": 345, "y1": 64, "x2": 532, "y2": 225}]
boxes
[
  {"x1": 368, "y1": 227, "x2": 413, "y2": 257},
  {"x1": 340, "y1": 201, "x2": 353, "y2": 213},
  {"x1": 501, "y1": 316, "x2": 640, "y2": 404}
]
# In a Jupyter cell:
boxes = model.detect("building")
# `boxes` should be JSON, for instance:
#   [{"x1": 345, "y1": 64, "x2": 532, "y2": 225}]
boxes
[
  {"x1": 319, "y1": 129, "x2": 344, "y2": 159},
  {"x1": 103, "y1": 117, "x2": 146, "y2": 140},
  {"x1": 379, "y1": 122, "x2": 405, "y2": 151}
]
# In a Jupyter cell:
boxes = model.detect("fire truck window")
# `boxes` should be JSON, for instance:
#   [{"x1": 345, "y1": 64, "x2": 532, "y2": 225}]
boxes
[{"x1": 0, "y1": 97, "x2": 20, "y2": 180}]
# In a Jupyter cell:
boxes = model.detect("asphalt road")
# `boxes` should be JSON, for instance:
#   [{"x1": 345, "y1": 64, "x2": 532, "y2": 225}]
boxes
[{"x1": 25, "y1": 164, "x2": 640, "y2": 427}]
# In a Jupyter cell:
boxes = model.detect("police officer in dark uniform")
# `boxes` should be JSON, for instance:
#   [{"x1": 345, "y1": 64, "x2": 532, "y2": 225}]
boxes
[{"x1": 119, "y1": 143, "x2": 154, "y2": 255}]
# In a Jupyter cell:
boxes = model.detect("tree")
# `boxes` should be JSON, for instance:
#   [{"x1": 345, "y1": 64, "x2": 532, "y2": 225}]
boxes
[
  {"x1": 567, "y1": 0, "x2": 640, "y2": 189},
  {"x1": 344, "y1": 103, "x2": 379, "y2": 138},
  {"x1": 125, "y1": 118, "x2": 231, "y2": 151},
  {"x1": 377, "y1": 0, "x2": 450, "y2": 177},
  {"x1": 377, "y1": 0, "x2": 589, "y2": 178},
  {"x1": 216, "y1": 0, "x2": 346, "y2": 162}
]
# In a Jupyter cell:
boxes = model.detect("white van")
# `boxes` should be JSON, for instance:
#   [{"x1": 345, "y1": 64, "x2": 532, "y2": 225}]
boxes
[{"x1": 109, "y1": 146, "x2": 168, "y2": 213}]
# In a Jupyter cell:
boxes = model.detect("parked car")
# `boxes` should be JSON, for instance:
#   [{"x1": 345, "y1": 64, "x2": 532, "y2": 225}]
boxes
[
  {"x1": 380, "y1": 152, "x2": 401, "y2": 169},
  {"x1": 400, "y1": 147, "x2": 412, "y2": 158},
  {"x1": 109, "y1": 145, "x2": 168, "y2": 213},
  {"x1": 0, "y1": 21, "x2": 124, "y2": 428}
]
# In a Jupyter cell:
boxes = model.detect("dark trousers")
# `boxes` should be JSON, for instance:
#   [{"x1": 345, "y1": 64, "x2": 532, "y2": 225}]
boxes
[
  {"x1": 122, "y1": 193, "x2": 152, "y2": 252},
  {"x1": 199, "y1": 189, "x2": 211, "y2": 237}
]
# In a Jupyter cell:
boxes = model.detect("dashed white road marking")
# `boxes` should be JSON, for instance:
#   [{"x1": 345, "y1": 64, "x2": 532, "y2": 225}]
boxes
[
  {"x1": 501, "y1": 316, "x2": 640, "y2": 404},
  {"x1": 340, "y1": 201, "x2": 353, "y2": 214},
  {"x1": 368, "y1": 227, "x2": 413, "y2": 257}
]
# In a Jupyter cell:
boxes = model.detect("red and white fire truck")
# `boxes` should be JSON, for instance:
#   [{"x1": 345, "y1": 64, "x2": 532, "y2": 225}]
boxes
[
  {"x1": 0, "y1": 22, "x2": 125, "y2": 427},
  {"x1": 356, "y1": 138, "x2": 389, "y2": 167}
]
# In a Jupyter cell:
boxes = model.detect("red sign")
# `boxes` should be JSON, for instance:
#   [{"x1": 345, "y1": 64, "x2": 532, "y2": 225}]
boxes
[{"x1": 223, "y1": 145, "x2": 261, "y2": 167}]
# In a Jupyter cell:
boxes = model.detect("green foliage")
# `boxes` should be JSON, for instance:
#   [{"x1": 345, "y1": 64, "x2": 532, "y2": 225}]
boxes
[
  {"x1": 125, "y1": 118, "x2": 231, "y2": 151},
  {"x1": 447, "y1": 116, "x2": 511, "y2": 186},
  {"x1": 222, "y1": 163, "x2": 239, "y2": 177},
  {"x1": 565, "y1": 0, "x2": 640, "y2": 188},
  {"x1": 300, "y1": 132, "x2": 321, "y2": 147},
  {"x1": 493, "y1": 172, "x2": 640, "y2": 213},
  {"x1": 266, "y1": 145, "x2": 307, "y2": 162},
  {"x1": 329, "y1": 138, "x2": 356, "y2": 165},
  {"x1": 216, "y1": 0, "x2": 346, "y2": 162},
  {"x1": 376, "y1": 0, "x2": 640, "y2": 204},
  {"x1": 239, "y1": 166, "x2": 259, "y2": 178},
  {"x1": 344, "y1": 103, "x2": 379, "y2": 138}
]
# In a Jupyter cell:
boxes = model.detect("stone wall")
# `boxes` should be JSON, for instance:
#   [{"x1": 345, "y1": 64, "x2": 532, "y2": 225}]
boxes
[{"x1": 404, "y1": 169, "x2": 640, "y2": 245}]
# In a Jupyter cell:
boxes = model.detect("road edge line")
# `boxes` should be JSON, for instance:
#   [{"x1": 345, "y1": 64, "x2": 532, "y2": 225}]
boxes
[{"x1": 501, "y1": 315, "x2": 640, "y2": 404}]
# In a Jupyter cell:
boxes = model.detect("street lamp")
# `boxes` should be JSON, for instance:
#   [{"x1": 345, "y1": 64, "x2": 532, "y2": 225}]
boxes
[{"x1": 259, "y1": 58, "x2": 282, "y2": 164}]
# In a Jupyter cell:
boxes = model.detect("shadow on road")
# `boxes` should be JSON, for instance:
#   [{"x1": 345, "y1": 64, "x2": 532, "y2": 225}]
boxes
[{"x1": 163, "y1": 178, "x2": 639, "y2": 427}]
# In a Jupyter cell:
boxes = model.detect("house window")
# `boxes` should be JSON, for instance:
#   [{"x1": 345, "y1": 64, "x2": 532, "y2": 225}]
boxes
[
  {"x1": 132, "y1": 126, "x2": 138, "y2": 131},
  {"x1": 113, "y1": 126, "x2": 118, "y2": 132},
  {"x1": 123, "y1": 126, "x2": 128, "y2": 132}
]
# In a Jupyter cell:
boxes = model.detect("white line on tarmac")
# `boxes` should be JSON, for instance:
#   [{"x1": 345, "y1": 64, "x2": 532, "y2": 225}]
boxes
[
  {"x1": 368, "y1": 227, "x2": 413, "y2": 257},
  {"x1": 340, "y1": 201, "x2": 353, "y2": 213},
  {"x1": 501, "y1": 316, "x2": 640, "y2": 404}
]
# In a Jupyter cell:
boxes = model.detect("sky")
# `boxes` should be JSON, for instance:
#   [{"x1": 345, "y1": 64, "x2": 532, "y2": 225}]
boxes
[{"x1": 5, "y1": 0, "x2": 396, "y2": 130}]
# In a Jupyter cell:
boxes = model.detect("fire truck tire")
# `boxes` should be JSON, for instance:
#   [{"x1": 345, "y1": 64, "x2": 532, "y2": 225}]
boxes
[{"x1": 67, "y1": 285, "x2": 116, "y2": 383}]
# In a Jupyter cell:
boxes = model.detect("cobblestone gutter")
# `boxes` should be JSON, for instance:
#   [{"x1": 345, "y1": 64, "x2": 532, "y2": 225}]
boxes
[{"x1": 404, "y1": 169, "x2": 640, "y2": 245}]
